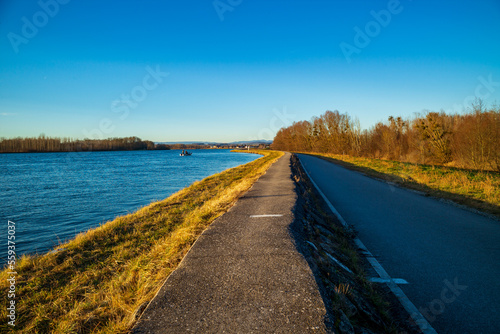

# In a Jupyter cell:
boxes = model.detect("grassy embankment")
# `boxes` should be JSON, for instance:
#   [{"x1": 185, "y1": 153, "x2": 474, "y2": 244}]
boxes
[
  {"x1": 0, "y1": 150, "x2": 283, "y2": 333},
  {"x1": 307, "y1": 153, "x2": 500, "y2": 217}
]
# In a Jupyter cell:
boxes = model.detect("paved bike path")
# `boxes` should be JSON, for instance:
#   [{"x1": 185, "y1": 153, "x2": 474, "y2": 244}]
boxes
[
  {"x1": 297, "y1": 153, "x2": 500, "y2": 334},
  {"x1": 133, "y1": 153, "x2": 328, "y2": 333}
]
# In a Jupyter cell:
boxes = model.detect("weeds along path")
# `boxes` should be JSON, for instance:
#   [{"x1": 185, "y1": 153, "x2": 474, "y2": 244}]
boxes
[
  {"x1": 0, "y1": 150, "x2": 282, "y2": 333},
  {"x1": 132, "y1": 152, "x2": 329, "y2": 333}
]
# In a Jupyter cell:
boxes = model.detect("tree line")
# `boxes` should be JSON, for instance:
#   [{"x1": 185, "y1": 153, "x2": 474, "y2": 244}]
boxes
[
  {"x1": 0, "y1": 136, "x2": 162, "y2": 153},
  {"x1": 272, "y1": 100, "x2": 500, "y2": 171}
]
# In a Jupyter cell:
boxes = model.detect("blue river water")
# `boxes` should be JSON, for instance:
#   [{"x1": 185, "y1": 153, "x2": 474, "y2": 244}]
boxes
[{"x1": 0, "y1": 149, "x2": 259, "y2": 265}]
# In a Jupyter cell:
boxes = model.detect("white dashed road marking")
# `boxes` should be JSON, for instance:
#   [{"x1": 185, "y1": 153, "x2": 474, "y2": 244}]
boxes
[
  {"x1": 250, "y1": 214, "x2": 284, "y2": 218},
  {"x1": 369, "y1": 277, "x2": 409, "y2": 284}
]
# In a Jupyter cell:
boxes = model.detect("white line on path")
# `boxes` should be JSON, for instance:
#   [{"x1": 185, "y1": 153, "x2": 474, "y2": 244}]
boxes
[
  {"x1": 298, "y1": 156, "x2": 438, "y2": 334},
  {"x1": 369, "y1": 277, "x2": 409, "y2": 284},
  {"x1": 249, "y1": 214, "x2": 284, "y2": 218}
]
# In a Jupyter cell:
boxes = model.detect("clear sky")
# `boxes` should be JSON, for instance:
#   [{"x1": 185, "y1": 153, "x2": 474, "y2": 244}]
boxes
[{"x1": 1, "y1": 0, "x2": 499, "y2": 142}]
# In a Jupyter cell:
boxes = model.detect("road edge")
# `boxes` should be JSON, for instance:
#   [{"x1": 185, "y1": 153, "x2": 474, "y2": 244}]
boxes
[{"x1": 296, "y1": 154, "x2": 438, "y2": 334}]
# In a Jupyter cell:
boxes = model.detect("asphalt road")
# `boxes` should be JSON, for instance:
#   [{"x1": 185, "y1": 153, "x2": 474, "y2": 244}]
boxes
[
  {"x1": 132, "y1": 153, "x2": 329, "y2": 333},
  {"x1": 297, "y1": 154, "x2": 500, "y2": 334}
]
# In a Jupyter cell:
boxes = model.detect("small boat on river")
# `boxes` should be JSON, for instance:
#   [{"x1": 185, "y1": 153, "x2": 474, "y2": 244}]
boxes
[{"x1": 180, "y1": 150, "x2": 192, "y2": 156}]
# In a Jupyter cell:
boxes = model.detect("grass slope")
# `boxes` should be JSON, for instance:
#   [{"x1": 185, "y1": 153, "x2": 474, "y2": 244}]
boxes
[{"x1": 0, "y1": 150, "x2": 283, "y2": 333}]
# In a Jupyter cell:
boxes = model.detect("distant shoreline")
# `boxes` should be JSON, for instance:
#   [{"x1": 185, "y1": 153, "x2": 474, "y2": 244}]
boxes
[{"x1": 0, "y1": 136, "x2": 270, "y2": 153}]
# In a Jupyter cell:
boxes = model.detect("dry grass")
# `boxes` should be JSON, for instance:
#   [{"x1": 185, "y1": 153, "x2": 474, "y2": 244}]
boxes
[
  {"x1": 0, "y1": 150, "x2": 283, "y2": 333},
  {"x1": 308, "y1": 153, "x2": 500, "y2": 217},
  {"x1": 333, "y1": 283, "x2": 352, "y2": 297}
]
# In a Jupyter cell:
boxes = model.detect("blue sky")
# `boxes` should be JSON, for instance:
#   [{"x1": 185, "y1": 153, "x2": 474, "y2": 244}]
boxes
[{"x1": 1, "y1": 0, "x2": 499, "y2": 142}]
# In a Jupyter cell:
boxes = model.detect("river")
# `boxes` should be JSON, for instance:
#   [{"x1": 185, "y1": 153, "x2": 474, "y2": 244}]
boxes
[{"x1": 0, "y1": 149, "x2": 259, "y2": 265}]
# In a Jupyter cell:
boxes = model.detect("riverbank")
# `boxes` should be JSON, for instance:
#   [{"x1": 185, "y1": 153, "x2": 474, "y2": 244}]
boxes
[
  {"x1": 305, "y1": 152, "x2": 500, "y2": 218},
  {"x1": 0, "y1": 150, "x2": 282, "y2": 333}
]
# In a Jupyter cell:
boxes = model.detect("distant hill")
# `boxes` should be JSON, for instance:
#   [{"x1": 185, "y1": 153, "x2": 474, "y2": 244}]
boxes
[
  {"x1": 228, "y1": 140, "x2": 273, "y2": 145},
  {"x1": 156, "y1": 140, "x2": 272, "y2": 146}
]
